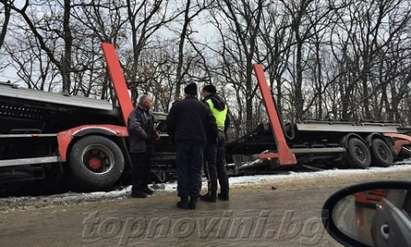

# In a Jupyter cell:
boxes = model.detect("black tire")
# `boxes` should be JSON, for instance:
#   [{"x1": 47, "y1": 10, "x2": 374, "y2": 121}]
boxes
[
  {"x1": 371, "y1": 138, "x2": 394, "y2": 167},
  {"x1": 400, "y1": 146, "x2": 411, "y2": 159},
  {"x1": 345, "y1": 137, "x2": 371, "y2": 169},
  {"x1": 68, "y1": 135, "x2": 125, "y2": 191}
]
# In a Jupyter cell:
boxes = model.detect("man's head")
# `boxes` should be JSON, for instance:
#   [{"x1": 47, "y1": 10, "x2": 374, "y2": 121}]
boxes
[
  {"x1": 137, "y1": 95, "x2": 153, "y2": 110},
  {"x1": 184, "y1": 83, "x2": 197, "y2": 97},
  {"x1": 201, "y1": 84, "x2": 217, "y2": 98}
]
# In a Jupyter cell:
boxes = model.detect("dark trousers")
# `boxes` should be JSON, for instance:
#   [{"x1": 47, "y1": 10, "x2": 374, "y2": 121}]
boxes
[
  {"x1": 204, "y1": 132, "x2": 229, "y2": 196},
  {"x1": 176, "y1": 142, "x2": 204, "y2": 198},
  {"x1": 130, "y1": 152, "x2": 151, "y2": 192}
]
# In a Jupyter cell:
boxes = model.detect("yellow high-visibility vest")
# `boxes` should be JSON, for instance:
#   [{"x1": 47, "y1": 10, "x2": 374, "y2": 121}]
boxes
[{"x1": 206, "y1": 99, "x2": 228, "y2": 130}]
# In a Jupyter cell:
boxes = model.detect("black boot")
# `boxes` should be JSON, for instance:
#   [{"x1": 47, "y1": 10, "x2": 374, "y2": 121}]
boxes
[
  {"x1": 218, "y1": 193, "x2": 229, "y2": 201},
  {"x1": 189, "y1": 196, "x2": 198, "y2": 209},
  {"x1": 131, "y1": 190, "x2": 148, "y2": 198},
  {"x1": 144, "y1": 187, "x2": 154, "y2": 195},
  {"x1": 177, "y1": 197, "x2": 190, "y2": 209},
  {"x1": 200, "y1": 193, "x2": 216, "y2": 203}
]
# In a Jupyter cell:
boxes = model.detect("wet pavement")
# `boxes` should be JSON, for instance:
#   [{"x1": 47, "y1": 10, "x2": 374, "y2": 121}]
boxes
[{"x1": 0, "y1": 188, "x2": 339, "y2": 247}]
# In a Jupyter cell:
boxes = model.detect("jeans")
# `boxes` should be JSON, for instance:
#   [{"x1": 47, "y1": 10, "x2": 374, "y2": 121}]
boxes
[
  {"x1": 204, "y1": 132, "x2": 229, "y2": 196},
  {"x1": 176, "y1": 142, "x2": 204, "y2": 198}
]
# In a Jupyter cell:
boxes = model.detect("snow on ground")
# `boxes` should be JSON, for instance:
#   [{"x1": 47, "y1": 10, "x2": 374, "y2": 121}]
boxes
[
  {"x1": 228, "y1": 162, "x2": 411, "y2": 186},
  {"x1": 1, "y1": 160, "x2": 410, "y2": 208}
]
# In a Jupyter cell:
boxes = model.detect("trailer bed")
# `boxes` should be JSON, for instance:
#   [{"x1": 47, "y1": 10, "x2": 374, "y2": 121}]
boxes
[
  {"x1": 296, "y1": 121, "x2": 399, "y2": 133},
  {"x1": 0, "y1": 84, "x2": 113, "y2": 111},
  {"x1": 0, "y1": 84, "x2": 121, "y2": 134}
]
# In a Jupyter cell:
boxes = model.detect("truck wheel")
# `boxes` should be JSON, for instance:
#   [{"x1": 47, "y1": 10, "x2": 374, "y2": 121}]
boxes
[
  {"x1": 346, "y1": 138, "x2": 371, "y2": 169},
  {"x1": 371, "y1": 138, "x2": 394, "y2": 167},
  {"x1": 400, "y1": 146, "x2": 411, "y2": 158},
  {"x1": 68, "y1": 135, "x2": 124, "y2": 191}
]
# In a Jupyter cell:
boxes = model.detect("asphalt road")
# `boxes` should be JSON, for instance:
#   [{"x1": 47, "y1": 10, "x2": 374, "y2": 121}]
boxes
[{"x1": 0, "y1": 168, "x2": 410, "y2": 247}]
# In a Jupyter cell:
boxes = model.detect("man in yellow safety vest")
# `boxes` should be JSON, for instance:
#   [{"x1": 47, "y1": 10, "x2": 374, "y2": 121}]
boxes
[{"x1": 200, "y1": 84, "x2": 230, "y2": 202}]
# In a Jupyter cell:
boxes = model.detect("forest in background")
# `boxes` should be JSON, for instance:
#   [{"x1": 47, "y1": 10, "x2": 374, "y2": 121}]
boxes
[{"x1": 0, "y1": 0, "x2": 410, "y2": 137}]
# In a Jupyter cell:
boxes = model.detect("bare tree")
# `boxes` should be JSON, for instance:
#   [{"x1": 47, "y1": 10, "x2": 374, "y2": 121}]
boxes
[
  {"x1": 71, "y1": 0, "x2": 129, "y2": 99},
  {"x1": 10, "y1": 0, "x2": 73, "y2": 94},
  {"x1": 5, "y1": 28, "x2": 59, "y2": 91},
  {"x1": 1, "y1": 0, "x2": 410, "y2": 127},
  {"x1": 279, "y1": 0, "x2": 344, "y2": 121},
  {"x1": 0, "y1": 0, "x2": 11, "y2": 50},
  {"x1": 174, "y1": 0, "x2": 213, "y2": 98},
  {"x1": 125, "y1": 0, "x2": 181, "y2": 101},
  {"x1": 259, "y1": 2, "x2": 293, "y2": 116},
  {"x1": 213, "y1": 0, "x2": 266, "y2": 132}
]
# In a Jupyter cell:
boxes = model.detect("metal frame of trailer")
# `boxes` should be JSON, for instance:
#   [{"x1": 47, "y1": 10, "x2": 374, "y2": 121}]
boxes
[
  {"x1": 0, "y1": 84, "x2": 114, "y2": 111},
  {"x1": 0, "y1": 43, "x2": 173, "y2": 190},
  {"x1": 0, "y1": 43, "x2": 132, "y2": 170},
  {"x1": 226, "y1": 64, "x2": 411, "y2": 168}
]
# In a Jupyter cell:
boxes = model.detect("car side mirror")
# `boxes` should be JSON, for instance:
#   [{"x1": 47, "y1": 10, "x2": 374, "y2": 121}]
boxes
[{"x1": 321, "y1": 181, "x2": 411, "y2": 247}]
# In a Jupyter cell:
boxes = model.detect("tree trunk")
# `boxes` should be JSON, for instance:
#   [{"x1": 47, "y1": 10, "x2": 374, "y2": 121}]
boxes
[
  {"x1": 175, "y1": 0, "x2": 192, "y2": 99},
  {"x1": 245, "y1": 62, "x2": 253, "y2": 131},
  {"x1": 295, "y1": 42, "x2": 304, "y2": 121},
  {"x1": 315, "y1": 40, "x2": 323, "y2": 119},
  {"x1": 62, "y1": 0, "x2": 72, "y2": 95},
  {"x1": 0, "y1": 1, "x2": 11, "y2": 50},
  {"x1": 275, "y1": 74, "x2": 283, "y2": 116},
  {"x1": 361, "y1": 71, "x2": 370, "y2": 120}
]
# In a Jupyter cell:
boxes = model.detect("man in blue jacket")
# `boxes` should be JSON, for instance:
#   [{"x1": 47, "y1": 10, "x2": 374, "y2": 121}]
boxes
[{"x1": 167, "y1": 83, "x2": 217, "y2": 209}]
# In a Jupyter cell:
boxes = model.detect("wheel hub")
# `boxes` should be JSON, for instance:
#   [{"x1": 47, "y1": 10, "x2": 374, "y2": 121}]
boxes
[
  {"x1": 82, "y1": 144, "x2": 115, "y2": 174},
  {"x1": 354, "y1": 145, "x2": 366, "y2": 161},
  {"x1": 88, "y1": 157, "x2": 102, "y2": 171},
  {"x1": 377, "y1": 145, "x2": 388, "y2": 160}
]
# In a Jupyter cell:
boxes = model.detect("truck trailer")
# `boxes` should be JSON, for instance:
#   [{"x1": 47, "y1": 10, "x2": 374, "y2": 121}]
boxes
[
  {"x1": 226, "y1": 65, "x2": 411, "y2": 173},
  {"x1": 0, "y1": 44, "x2": 410, "y2": 193}
]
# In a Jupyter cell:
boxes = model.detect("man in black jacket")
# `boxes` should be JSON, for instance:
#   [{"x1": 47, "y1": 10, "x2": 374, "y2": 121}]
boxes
[
  {"x1": 200, "y1": 84, "x2": 230, "y2": 202},
  {"x1": 127, "y1": 95, "x2": 158, "y2": 198},
  {"x1": 167, "y1": 83, "x2": 217, "y2": 209}
]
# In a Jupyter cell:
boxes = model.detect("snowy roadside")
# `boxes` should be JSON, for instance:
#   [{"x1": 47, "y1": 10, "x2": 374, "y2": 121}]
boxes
[
  {"x1": 229, "y1": 160, "x2": 411, "y2": 187},
  {"x1": 0, "y1": 161, "x2": 410, "y2": 211}
]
